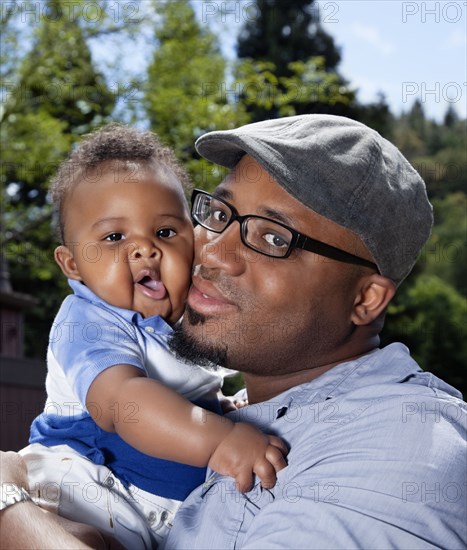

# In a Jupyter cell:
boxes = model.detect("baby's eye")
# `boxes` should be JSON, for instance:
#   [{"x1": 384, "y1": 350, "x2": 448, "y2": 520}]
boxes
[
  {"x1": 157, "y1": 228, "x2": 176, "y2": 238},
  {"x1": 105, "y1": 233, "x2": 125, "y2": 242}
]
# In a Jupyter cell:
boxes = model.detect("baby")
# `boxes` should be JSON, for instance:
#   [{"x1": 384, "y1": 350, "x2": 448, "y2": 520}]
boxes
[{"x1": 20, "y1": 124, "x2": 287, "y2": 549}]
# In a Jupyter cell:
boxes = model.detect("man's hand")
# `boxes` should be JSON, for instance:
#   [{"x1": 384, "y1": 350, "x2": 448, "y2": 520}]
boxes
[
  {"x1": 0, "y1": 451, "x2": 125, "y2": 550},
  {"x1": 207, "y1": 423, "x2": 288, "y2": 493},
  {"x1": 0, "y1": 451, "x2": 29, "y2": 490}
]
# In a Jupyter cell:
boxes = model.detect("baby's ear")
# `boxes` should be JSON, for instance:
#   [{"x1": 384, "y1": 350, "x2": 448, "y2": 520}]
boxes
[
  {"x1": 351, "y1": 274, "x2": 396, "y2": 326},
  {"x1": 54, "y1": 245, "x2": 82, "y2": 281}
]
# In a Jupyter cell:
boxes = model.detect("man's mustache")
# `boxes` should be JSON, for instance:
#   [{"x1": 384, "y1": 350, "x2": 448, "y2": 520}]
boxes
[{"x1": 191, "y1": 264, "x2": 248, "y2": 310}]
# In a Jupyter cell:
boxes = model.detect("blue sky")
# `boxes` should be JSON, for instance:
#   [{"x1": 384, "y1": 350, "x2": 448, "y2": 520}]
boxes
[
  {"x1": 195, "y1": 0, "x2": 467, "y2": 121},
  {"x1": 317, "y1": 0, "x2": 467, "y2": 121}
]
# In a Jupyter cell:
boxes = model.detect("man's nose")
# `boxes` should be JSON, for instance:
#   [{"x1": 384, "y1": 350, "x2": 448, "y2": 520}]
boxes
[{"x1": 195, "y1": 223, "x2": 246, "y2": 276}]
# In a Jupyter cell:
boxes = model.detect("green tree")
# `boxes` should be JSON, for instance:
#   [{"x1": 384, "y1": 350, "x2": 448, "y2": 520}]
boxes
[
  {"x1": 144, "y1": 0, "x2": 248, "y2": 191},
  {"x1": 382, "y1": 275, "x2": 466, "y2": 398},
  {"x1": 2, "y1": 0, "x2": 116, "y2": 357},
  {"x1": 354, "y1": 92, "x2": 394, "y2": 140},
  {"x1": 394, "y1": 109, "x2": 467, "y2": 198},
  {"x1": 235, "y1": 0, "x2": 360, "y2": 121},
  {"x1": 237, "y1": 0, "x2": 341, "y2": 74},
  {"x1": 443, "y1": 104, "x2": 458, "y2": 128},
  {"x1": 406, "y1": 99, "x2": 428, "y2": 144},
  {"x1": 421, "y1": 193, "x2": 467, "y2": 296},
  {"x1": 234, "y1": 57, "x2": 355, "y2": 120},
  {"x1": 392, "y1": 116, "x2": 426, "y2": 161},
  {"x1": 382, "y1": 190, "x2": 466, "y2": 398},
  {"x1": 234, "y1": 0, "x2": 391, "y2": 127}
]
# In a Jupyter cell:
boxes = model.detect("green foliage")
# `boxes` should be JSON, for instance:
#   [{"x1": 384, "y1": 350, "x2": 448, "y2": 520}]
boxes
[
  {"x1": 222, "y1": 373, "x2": 246, "y2": 396},
  {"x1": 2, "y1": 0, "x2": 115, "y2": 204},
  {"x1": 2, "y1": 0, "x2": 116, "y2": 357},
  {"x1": 2, "y1": 113, "x2": 71, "y2": 204},
  {"x1": 5, "y1": 0, "x2": 114, "y2": 132},
  {"x1": 234, "y1": 57, "x2": 355, "y2": 119},
  {"x1": 144, "y1": 0, "x2": 248, "y2": 191},
  {"x1": 383, "y1": 190, "x2": 466, "y2": 397},
  {"x1": 382, "y1": 275, "x2": 466, "y2": 398},
  {"x1": 237, "y1": 0, "x2": 341, "y2": 74},
  {"x1": 420, "y1": 193, "x2": 467, "y2": 296},
  {"x1": 393, "y1": 102, "x2": 466, "y2": 198},
  {"x1": 235, "y1": 0, "x2": 356, "y2": 121},
  {"x1": 353, "y1": 93, "x2": 394, "y2": 140}
]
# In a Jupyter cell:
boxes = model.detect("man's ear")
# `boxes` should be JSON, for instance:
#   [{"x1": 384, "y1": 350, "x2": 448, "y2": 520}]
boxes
[
  {"x1": 351, "y1": 274, "x2": 396, "y2": 326},
  {"x1": 54, "y1": 245, "x2": 82, "y2": 281}
]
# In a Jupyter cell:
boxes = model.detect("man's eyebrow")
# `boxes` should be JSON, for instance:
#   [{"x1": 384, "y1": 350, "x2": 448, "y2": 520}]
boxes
[
  {"x1": 259, "y1": 207, "x2": 294, "y2": 226},
  {"x1": 214, "y1": 188, "x2": 295, "y2": 226},
  {"x1": 213, "y1": 188, "x2": 233, "y2": 202}
]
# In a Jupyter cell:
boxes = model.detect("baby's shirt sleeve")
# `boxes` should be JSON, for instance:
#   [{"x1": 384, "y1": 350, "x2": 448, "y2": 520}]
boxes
[{"x1": 49, "y1": 295, "x2": 145, "y2": 407}]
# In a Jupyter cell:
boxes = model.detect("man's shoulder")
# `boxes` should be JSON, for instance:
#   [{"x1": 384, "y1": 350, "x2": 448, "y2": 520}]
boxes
[
  {"x1": 277, "y1": 376, "x2": 465, "y2": 508},
  {"x1": 273, "y1": 347, "x2": 466, "y2": 479},
  {"x1": 293, "y1": 370, "x2": 466, "y2": 449}
]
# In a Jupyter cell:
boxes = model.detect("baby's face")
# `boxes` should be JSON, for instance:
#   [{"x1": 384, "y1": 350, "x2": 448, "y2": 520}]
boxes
[{"x1": 58, "y1": 164, "x2": 194, "y2": 323}]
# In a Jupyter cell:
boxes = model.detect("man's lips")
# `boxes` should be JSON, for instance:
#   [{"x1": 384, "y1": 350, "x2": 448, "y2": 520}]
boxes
[
  {"x1": 134, "y1": 269, "x2": 167, "y2": 300},
  {"x1": 188, "y1": 276, "x2": 237, "y2": 315}
]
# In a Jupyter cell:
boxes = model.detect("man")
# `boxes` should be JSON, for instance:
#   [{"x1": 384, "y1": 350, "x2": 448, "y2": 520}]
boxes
[{"x1": 1, "y1": 115, "x2": 466, "y2": 549}]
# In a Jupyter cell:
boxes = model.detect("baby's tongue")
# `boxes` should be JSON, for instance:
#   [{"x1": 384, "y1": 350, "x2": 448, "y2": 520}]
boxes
[{"x1": 140, "y1": 277, "x2": 167, "y2": 300}]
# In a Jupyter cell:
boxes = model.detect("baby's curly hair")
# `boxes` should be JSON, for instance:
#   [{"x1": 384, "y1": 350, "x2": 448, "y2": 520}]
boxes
[{"x1": 50, "y1": 123, "x2": 191, "y2": 243}]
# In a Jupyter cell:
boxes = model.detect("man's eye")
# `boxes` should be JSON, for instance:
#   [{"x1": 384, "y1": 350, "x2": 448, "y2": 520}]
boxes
[
  {"x1": 263, "y1": 233, "x2": 289, "y2": 249},
  {"x1": 157, "y1": 228, "x2": 176, "y2": 238},
  {"x1": 211, "y1": 209, "x2": 229, "y2": 223},
  {"x1": 105, "y1": 233, "x2": 124, "y2": 242}
]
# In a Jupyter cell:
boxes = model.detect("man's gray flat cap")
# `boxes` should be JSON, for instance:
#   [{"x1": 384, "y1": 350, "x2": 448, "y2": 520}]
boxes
[{"x1": 195, "y1": 114, "x2": 433, "y2": 284}]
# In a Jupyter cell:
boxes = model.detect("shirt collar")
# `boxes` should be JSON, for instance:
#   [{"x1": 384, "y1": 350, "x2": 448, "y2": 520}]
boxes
[
  {"x1": 244, "y1": 343, "x2": 462, "y2": 424},
  {"x1": 68, "y1": 279, "x2": 173, "y2": 335}
]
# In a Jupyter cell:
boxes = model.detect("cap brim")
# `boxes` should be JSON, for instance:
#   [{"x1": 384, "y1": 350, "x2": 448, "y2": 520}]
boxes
[{"x1": 195, "y1": 134, "x2": 251, "y2": 169}]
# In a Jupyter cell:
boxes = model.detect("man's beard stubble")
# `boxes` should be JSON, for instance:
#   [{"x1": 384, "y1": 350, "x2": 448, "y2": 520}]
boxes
[
  {"x1": 169, "y1": 265, "x2": 246, "y2": 370},
  {"x1": 168, "y1": 304, "x2": 227, "y2": 369}
]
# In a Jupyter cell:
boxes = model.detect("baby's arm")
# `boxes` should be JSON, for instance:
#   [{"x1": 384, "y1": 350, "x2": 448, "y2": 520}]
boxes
[{"x1": 86, "y1": 365, "x2": 287, "y2": 492}]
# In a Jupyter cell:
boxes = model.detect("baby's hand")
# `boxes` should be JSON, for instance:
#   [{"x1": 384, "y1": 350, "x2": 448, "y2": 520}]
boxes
[{"x1": 207, "y1": 423, "x2": 288, "y2": 493}]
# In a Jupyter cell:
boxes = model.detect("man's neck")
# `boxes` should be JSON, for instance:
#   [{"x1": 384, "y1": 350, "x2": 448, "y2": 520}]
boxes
[{"x1": 243, "y1": 342, "x2": 379, "y2": 404}]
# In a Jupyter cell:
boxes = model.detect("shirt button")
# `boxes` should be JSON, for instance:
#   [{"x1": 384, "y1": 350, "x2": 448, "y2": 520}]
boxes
[
  {"x1": 147, "y1": 511, "x2": 157, "y2": 526},
  {"x1": 145, "y1": 326, "x2": 155, "y2": 333},
  {"x1": 105, "y1": 476, "x2": 115, "y2": 488}
]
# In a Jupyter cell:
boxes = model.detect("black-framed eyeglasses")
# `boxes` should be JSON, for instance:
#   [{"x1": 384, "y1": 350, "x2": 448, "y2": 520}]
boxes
[{"x1": 191, "y1": 189, "x2": 378, "y2": 270}]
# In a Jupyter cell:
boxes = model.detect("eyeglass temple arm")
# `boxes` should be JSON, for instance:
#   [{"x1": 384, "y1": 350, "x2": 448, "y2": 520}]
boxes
[{"x1": 298, "y1": 235, "x2": 379, "y2": 271}]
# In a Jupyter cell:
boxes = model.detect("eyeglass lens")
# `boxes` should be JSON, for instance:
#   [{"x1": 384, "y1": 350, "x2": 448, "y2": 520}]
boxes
[{"x1": 192, "y1": 193, "x2": 294, "y2": 258}]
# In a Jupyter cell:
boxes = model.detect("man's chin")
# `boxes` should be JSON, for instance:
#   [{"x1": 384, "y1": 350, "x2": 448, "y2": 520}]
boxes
[{"x1": 168, "y1": 306, "x2": 227, "y2": 369}]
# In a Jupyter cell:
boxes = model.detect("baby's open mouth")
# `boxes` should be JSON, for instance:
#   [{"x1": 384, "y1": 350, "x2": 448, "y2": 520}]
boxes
[{"x1": 135, "y1": 270, "x2": 167, "y2": 300}]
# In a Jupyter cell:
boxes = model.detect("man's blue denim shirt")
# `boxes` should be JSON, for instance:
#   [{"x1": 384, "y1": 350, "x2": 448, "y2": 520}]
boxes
[{"x1": 167, "y1": 343, "x2": 466, "y2": 549}]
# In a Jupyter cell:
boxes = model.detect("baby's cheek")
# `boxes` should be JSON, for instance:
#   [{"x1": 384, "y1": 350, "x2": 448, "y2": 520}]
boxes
[{"x1": 167, "y1": 256, "x2": 191, "y2": 304}]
